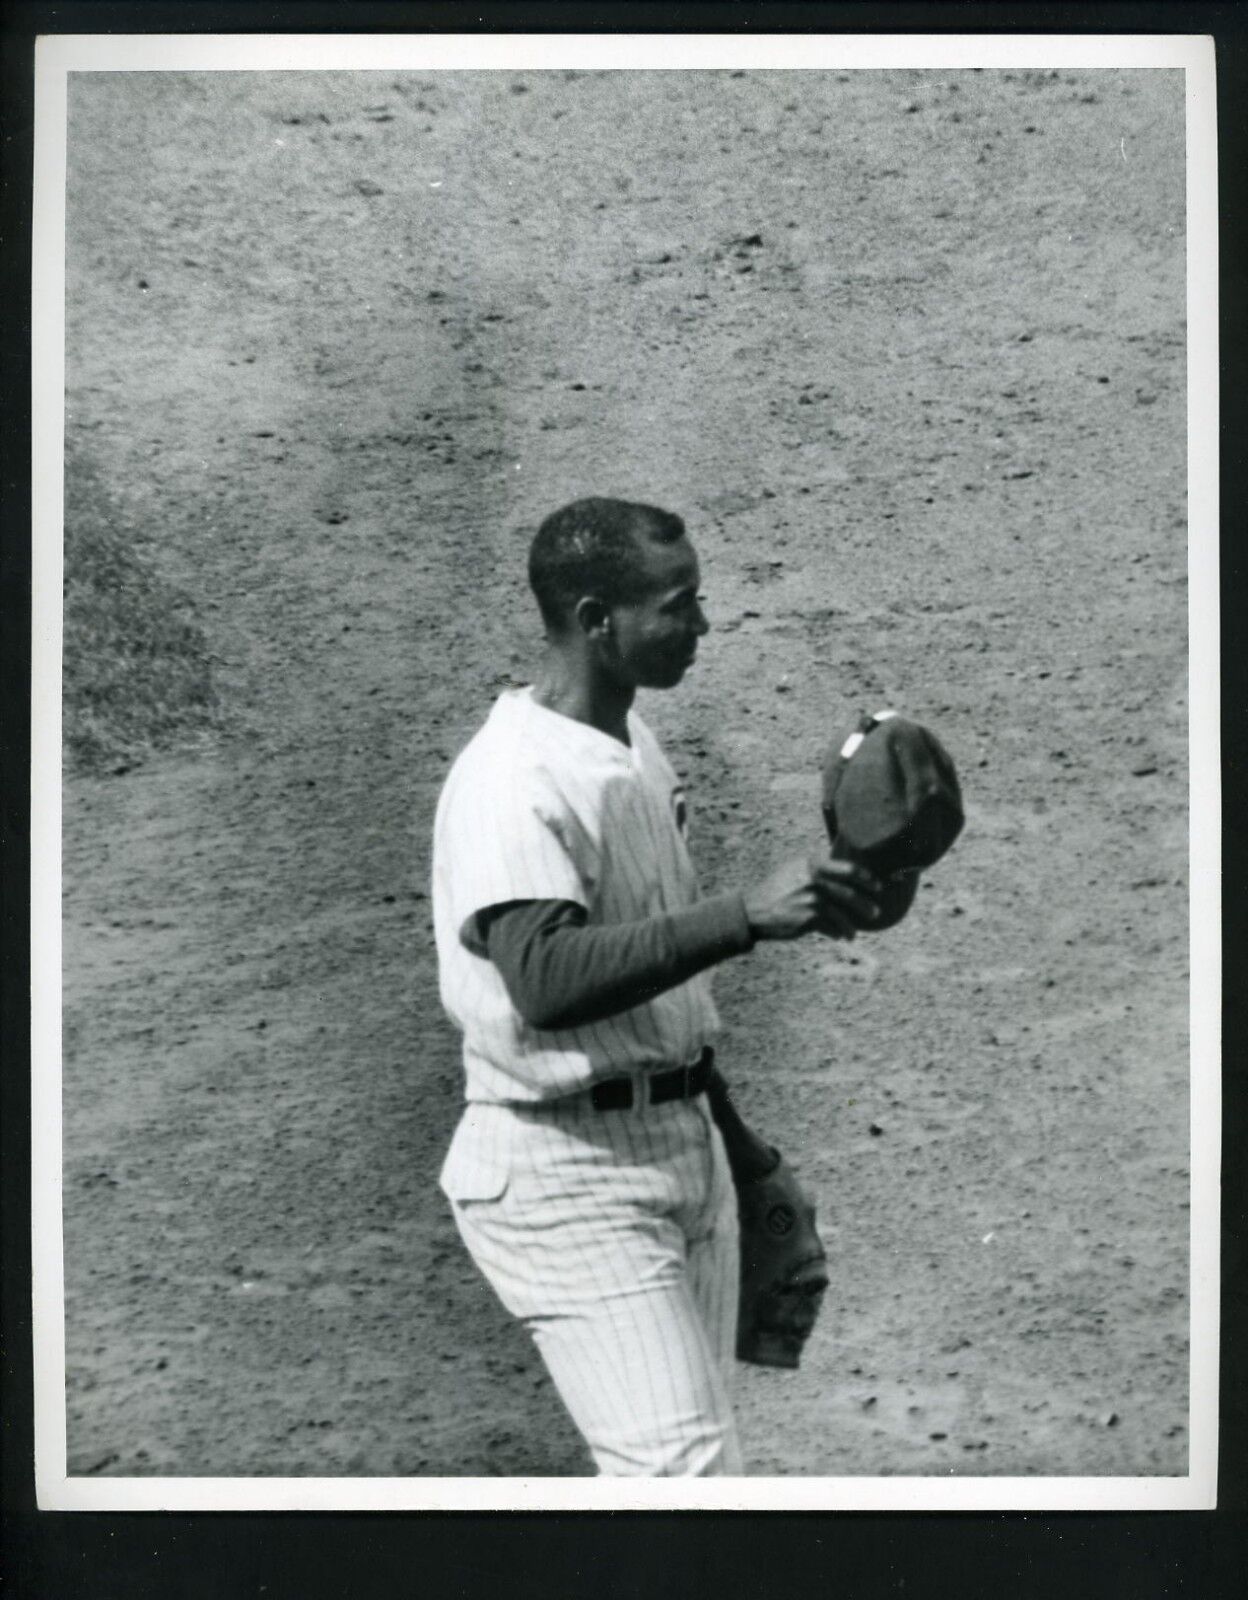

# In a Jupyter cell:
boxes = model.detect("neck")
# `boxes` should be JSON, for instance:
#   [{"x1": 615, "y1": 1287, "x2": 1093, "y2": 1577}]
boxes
[{"x1": 531, "y1": 648, "x2": 634, "y2": 744}]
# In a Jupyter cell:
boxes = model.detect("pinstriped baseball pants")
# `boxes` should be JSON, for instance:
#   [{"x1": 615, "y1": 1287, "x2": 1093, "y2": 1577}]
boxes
[{"x1": 445, "y1": 1092, "x2": 743, "y2": 1476}]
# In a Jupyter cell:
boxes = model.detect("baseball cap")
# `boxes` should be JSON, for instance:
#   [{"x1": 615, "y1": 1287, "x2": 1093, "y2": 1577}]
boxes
[{"x1": 821, "y1": 710, "x2": 964, "y2": 930}]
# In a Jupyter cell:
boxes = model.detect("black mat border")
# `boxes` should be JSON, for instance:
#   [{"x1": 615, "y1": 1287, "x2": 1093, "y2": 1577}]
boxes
[{"x1": 3, "y1": 4, "x2": 1244, "y2": 1596}]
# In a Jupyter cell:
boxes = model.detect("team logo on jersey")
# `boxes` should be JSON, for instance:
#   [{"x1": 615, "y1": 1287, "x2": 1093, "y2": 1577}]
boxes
[{"x1": 671, "y1": 786, "x2": 688, "y2": 836}]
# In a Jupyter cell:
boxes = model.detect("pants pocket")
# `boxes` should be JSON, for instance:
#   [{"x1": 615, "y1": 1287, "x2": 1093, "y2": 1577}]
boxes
[{"x1": 439, "y1": 1110, "x2": 512, "y2": 1203}]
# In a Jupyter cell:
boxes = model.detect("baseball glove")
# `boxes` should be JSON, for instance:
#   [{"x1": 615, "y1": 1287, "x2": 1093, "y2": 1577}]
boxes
[{"x1": 735, "y1": 1153, "x2": 830, "y2": 1369}]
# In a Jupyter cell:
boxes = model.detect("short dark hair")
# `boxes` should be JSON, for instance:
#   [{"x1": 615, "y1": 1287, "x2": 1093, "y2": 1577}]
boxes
[{"x1": 528, "y1": 497, "x2": 687, "y2": 632}]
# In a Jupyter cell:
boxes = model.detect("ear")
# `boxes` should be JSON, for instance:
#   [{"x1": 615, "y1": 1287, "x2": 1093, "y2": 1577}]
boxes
[{"x1": 573, "y1": 596, "x2": 612, "y2": 638}]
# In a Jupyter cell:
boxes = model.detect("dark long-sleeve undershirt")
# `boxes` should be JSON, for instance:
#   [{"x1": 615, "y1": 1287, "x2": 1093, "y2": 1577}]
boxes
[
  {"x1": 480, "y1": 892, "x2": 755, "y2": 1033},
  {"x1": 482, "y1": 895, "x2": 778, "y2": 1181}
]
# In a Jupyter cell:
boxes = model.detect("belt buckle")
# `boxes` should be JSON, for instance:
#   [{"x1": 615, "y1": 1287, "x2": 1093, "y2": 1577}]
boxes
[
  {"x1": 649, "y1": 1062, "x2": 690, "y2": 1107},
  {"x1": 591, "y1": 1076, "x2": 634, "y2": 1112}
]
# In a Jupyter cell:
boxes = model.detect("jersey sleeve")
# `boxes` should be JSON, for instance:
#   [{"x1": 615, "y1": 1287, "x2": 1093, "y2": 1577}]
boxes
[{"x1": 440, "y1": 766, "x2": 596, "y2": 957}]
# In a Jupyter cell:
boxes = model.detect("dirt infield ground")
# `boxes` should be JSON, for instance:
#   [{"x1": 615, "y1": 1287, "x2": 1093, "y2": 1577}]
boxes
[{"x1": 60, "y1": 67, "x2": 1190, "y2": 1478}]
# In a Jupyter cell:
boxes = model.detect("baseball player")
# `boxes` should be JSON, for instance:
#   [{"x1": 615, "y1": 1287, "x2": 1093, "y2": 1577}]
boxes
[{"x1": 432, "y1": 497, "x2": 881, "y2": 1476}]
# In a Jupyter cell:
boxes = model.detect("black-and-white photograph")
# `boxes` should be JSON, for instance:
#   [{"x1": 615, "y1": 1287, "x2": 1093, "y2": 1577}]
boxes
[{"x1": 34, "y1": 34, "x2": 1218, "y2": 1509}]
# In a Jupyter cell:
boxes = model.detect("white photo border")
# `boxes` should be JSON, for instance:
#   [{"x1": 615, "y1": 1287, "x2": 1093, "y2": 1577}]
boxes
[{"x1": 32, "y1": 28, "x2": 1220, "y2": 1513}]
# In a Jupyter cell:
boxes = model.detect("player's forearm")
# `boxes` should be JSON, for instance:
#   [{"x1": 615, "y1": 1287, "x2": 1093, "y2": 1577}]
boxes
[{"x1": 484, "y1": 893, "x2": 755, "y2": 1031}]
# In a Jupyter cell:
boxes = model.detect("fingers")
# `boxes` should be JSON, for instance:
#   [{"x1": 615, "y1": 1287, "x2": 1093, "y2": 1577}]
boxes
[
  {"x1": 811, "y1": 862, "x2": 882, "y2": 929},
  {"x1": 813, "y1": 903, "x2": 860, "y2": 942},
  {"x1": 753, "y1": 856, "x2": 885, "y2": 941},
  {"x1": 811, "y1": 857, "x2": 882, "y2": 896},
  {"x1": 830, "y1": 888, "x2": 882, "y2": 927}
]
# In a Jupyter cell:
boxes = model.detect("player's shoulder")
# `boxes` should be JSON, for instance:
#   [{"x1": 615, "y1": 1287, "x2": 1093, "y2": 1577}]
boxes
[
  {"x1": 442, "y1": 687, "x2": 596, "y2": 800},
  {"x1": 443, "y1": 689, "x2": 536, "y2": 785},
  {"x1": 435, "y1": 694, "x2": 541, "y2": 847}
]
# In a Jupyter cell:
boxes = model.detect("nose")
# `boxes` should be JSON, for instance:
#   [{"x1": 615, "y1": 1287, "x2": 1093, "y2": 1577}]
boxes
[{"x1": 693, "y1": 602, "x2": 710, "y2": 637}]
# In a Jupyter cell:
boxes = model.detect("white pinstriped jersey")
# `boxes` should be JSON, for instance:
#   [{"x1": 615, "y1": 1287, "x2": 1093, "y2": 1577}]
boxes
[{"x1": 432, "y1": 686, "x2": 721, "y2": 1103}]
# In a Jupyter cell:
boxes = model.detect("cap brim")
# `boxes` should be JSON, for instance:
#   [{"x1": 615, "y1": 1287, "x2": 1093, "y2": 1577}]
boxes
[
  {"x1": 869, "y1": 870, "x2": 921, "y2": 931},
  {"x1": 831, "y1": 836, "x2": 922, "y2": 931}
]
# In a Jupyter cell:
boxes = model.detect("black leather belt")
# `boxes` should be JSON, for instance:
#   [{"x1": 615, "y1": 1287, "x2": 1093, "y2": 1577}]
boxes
[{"x1": 590, "y1": 1048, "x2": 714, "y2": 1112}]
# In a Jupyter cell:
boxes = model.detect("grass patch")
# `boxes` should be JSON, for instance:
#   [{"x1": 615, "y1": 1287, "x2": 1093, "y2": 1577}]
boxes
[{"x1": 63, "y1": 440, "x2": 221, "y2": 775}]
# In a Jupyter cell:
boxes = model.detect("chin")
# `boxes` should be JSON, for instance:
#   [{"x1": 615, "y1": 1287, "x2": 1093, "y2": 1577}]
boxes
[{"x1": 652, "y1": 661, "x2": 693, "y2": 689}]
